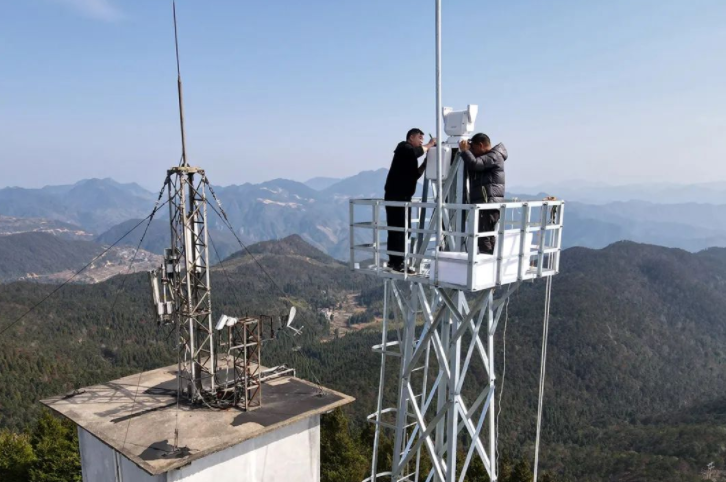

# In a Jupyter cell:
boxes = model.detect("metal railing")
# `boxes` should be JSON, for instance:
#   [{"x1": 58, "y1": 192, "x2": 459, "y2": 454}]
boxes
[{"x1": 349, "y1": 198, "x2": 564, "y2": 292}]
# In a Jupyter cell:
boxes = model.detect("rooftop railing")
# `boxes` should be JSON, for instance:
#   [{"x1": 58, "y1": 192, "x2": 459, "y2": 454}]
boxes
[{"x1": 349, "y1": 198, "x2": 564, "y2": 292}]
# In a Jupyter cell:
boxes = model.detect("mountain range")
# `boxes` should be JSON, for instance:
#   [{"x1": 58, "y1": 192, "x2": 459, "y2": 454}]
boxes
[
  {"x1": 510, "y1": 180, "x2": 726, "y2": 205},
  {"x1": 3, "y1": 172, "x2": 726, "y2": 271}
]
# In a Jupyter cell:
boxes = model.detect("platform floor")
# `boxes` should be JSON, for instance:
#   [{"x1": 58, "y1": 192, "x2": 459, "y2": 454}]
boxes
[{"x1": 41, "y1": 364, "x2": 353, "y2": 475}]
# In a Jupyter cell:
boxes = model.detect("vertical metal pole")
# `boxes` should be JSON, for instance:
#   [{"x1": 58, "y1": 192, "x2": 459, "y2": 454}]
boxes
[
  {"x1": 348, "y1": 201, "x2": 355, "y2": 269},
  {"x1": 173, "y1": 1, "x2": 188, "y2": 167},
  {"x1": 393, "y1": 285, "x2": 417, "y2": 478},
  {"x1": 435, "y1": 290, "x2": 448, "y2": 466},
  {"x1": 374, "y1": 201, "x2": 380, "y2": 273},
  {"x1": 455, "y1": 162, "x2": 464, "y2": 250},
  {"x1": 370, "y1": 281, "x2": 390, "y2": 480},
  {"x1": 446, "y1": 291, "x2": 463, "y2": 482},
  {"x1": 180, "y1": 175, "x2": 198, "y2": 398},
  {"x1": 201, "y1": 182, "x2": 215, "y2": 387},
  {"x1": 434, "y1": 0, "x2": 443, "y2": 283},
  {"x1": 415, "y1": 338, "x2": 432, "y2": 481},
  {"x1": 487, "y1": 289, "x2": 496, "y2": 481}
]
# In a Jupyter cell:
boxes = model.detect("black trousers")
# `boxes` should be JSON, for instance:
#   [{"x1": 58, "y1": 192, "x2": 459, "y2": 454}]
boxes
[
  {"x1": 385, "y1": 204, "x2": 411, "y2": 267},
  {"x1": 478, "y1": 209, "x2": 501, "y2": 255}
]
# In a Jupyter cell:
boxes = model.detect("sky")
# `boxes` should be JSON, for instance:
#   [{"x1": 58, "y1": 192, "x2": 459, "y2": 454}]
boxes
[{"x1": 0, "y1": 0, "x2": 725, "y2": 190}]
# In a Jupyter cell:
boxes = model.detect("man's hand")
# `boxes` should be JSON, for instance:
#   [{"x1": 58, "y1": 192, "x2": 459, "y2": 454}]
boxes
[
  {"x1": 425, "y1": 138, "x2": 437, "y2": 149},
  {"x1": 459, "y1": 139, "x2": 470, "y2": 152}
]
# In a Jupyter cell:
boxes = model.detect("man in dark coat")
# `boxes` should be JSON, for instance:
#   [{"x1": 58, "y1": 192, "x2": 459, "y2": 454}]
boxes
[
  {"x1": 384, "y1": 128, "x2": 436, "y2": 272},
  {"x1": 459, "y1": 133, "x2": 507, "y2": 255}
]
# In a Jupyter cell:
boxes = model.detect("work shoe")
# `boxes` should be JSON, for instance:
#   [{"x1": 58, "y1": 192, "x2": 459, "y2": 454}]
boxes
[{"x1": 393, "y1": 264, "x2": 416, "y2": 275}]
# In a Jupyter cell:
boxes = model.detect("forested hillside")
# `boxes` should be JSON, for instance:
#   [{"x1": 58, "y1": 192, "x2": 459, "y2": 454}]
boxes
[
  {"x1": 0, "y1": 231, "x2": 161, "y2": 283},
  {"x1": 1, "y1": 239, "x2": 725, "y2": 481}
]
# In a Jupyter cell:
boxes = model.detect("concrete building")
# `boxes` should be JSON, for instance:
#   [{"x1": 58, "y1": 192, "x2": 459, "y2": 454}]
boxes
[{"x1": 42, "y1": 364, "x2": 353, "y2": 482}]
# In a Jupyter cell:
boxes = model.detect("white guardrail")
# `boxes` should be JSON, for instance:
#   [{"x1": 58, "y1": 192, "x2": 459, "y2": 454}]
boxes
[{"x1": 349, "y1": 199, "x2": 564, "y2": 292}]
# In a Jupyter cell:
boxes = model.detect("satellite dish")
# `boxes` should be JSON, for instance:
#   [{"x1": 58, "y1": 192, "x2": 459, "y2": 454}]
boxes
[
  {"x1": 215, "y1": 315, "x2": 229, "y2": 331},
  {"x1": 284, "y1": 306, "x2": 303, "y2": 336},
  {"x1": 286, "y1": 307, "x2": 297, "y2": 327}
]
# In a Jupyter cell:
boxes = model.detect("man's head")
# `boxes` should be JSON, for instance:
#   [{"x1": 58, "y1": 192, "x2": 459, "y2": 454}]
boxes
[
  {"x1": 469, "y1": 133, "x2": 491, "y2": 156},
  {"x1": 406, "y1": 128, "x2": 425, "y2": 148}
]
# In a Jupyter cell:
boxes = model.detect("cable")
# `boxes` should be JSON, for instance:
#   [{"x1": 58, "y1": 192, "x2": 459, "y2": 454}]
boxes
[
  {"x1": 121, "y1": 370, "x2": 145, "y2": 451},
  {"x1": 495, "y1": 295, "x2": 510, "y2": 472},
  {"x1": 204, "y1": 178, "x2": 291, "y2": 302},
  {"x1": 533, "y1": 266, "x2": 554, "y2": 481},
  {"x1": 208, "y1": 230, "x2": 243, "y2": 309},
  {"x1": 109, "y1": 179, "x2": 169, "y2": 313},
  {"x1": 0, "y1": 201, "x2": 169, "y2": 338}
]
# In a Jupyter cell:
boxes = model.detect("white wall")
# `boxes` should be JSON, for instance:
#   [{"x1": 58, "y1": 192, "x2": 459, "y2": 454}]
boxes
[{"x1": 78, "y1": 415, "x2": 320, "y2": 482}]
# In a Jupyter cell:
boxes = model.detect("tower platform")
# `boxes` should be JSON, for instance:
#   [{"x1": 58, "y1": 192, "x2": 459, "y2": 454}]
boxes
[
  {"x1": 349, "y1": 198, "x2": 564, "y2": 291},
  {"x1": 41, "y1": 364, "x2": 353, "y2": 481}
]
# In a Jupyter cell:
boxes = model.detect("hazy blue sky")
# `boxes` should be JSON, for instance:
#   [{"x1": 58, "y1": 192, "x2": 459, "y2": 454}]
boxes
[{"x1": 1, "y1": 0, "x2": 724, "y2": 190}]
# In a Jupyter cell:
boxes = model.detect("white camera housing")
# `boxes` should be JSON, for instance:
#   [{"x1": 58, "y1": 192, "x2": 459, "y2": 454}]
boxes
[
  {"x1": 443, "y1": 104, "x2": 478, "y2": 139},
  {"x1": 426, "y1": 104, "x2": 479, "y2": 180}
]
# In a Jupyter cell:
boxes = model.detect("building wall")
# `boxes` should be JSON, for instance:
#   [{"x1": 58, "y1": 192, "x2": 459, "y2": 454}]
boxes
[{"x1": 78, "y1": 415, "x2": 320, "y2": 482}]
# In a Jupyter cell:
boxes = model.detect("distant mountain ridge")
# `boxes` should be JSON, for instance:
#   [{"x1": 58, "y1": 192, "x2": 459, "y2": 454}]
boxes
[
  {"x1": 0, "y1": 178, "x2": 155, "y2": 233},
  {"x1": 511, "y1": 180, "x2": 726, "y2": 204},
  {"x1": 305, "y1": 176, "x2": 341, "y2": 191},
  {"x1": 5, "y1": 174, "x2": 726, "y2": 262}
]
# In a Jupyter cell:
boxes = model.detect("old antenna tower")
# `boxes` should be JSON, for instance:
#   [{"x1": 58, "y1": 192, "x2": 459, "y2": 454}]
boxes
[
  {"x1": 40, "y1": 5, "x2": 352, "y2": 481},
  {"x1": 148, "y1": 1, "x2": 288, "y2": 410},
  {"x1": 348, "y1": 1, "x2": 565, "y2": 481}
]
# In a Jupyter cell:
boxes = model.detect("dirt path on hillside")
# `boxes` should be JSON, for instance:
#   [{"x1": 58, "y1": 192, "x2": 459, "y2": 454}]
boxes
[{"x1": 321, "y1": 293, "x2": 380, "y2": 341}]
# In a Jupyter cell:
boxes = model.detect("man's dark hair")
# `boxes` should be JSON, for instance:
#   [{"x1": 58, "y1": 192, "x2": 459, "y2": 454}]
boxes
[
  {"x1": 470, "y1": 133, "x2": 491, "y2": 146},
  {"x1": 406, "y1": 128, "x2": 425, "y2": 140}
]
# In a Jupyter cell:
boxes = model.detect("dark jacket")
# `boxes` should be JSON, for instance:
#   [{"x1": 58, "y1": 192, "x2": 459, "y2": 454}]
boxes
[
  {"x1": 384, "y1": 141, "x2": 426, "y2": 201},
  {"x1": 461, "y1": 143, "x2": 507, "y2": 203}
]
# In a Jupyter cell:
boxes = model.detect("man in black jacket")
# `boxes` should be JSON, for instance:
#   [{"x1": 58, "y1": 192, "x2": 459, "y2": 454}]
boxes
[
  {"x1": 459, "y1": 133, "x2": 507, "y2": 255},
  {"x1": 384, "y1": 128, "x2": 436, "y2": 272}
]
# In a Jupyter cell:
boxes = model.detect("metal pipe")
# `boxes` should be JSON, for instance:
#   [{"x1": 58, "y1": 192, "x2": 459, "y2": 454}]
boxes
[
  {"x1": 434, "y1": 0, "x2": 443, "y2": 282},
  {"x1": 173, "y1": 1, "x2": 188, "y2": 167}
]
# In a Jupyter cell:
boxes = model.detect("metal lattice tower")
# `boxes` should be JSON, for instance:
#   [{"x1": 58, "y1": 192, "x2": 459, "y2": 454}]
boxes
[
  {"x1": 351, "y1": 153, "x2": 564, "y2": 482},
  {"x1": 148, "y1": 2, "x2": 300, "y2": 411},
  {"x1": 165, "y1": 166, "x2": 216, "y2": 403},
  {"x1": 349, "y1": 3, "x2": 564, "y2": 477}
]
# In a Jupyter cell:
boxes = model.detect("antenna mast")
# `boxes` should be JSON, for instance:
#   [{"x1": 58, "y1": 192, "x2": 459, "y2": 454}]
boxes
[{"x1": 173, "y1": 0, "x2": 188, "y2": 167}]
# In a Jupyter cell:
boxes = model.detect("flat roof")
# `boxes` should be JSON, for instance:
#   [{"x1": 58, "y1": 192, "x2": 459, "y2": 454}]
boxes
[{"x1": 41, "y1": 364, "x2": 354, "y2": 475}]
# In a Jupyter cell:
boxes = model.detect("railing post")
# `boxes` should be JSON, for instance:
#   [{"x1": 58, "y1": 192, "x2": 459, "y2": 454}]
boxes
[
  {"x1": 495, "y1": 204, "x2": 507, "y2": 286},
  {"x1": 554, "y1": 202, "x2": 565, "y2": 273},
  {"x1": 349, "y1": 200, "x2": 355, "y2": 270},
  {"x1": 404, "y1": 202, "x2": 410, "y2": 277},
  {"x1": 537, "y1": 203, "x2": 548, "y2": 277},
  {"x1": 374, "y1": 201, "x2": 380, "y2": 274},
  {"x1": 518, "y1": 203, "x2": 530, "y2": 280},
  {"x1": 467, "y1": 204, "x2": 478, "y2": 290}
]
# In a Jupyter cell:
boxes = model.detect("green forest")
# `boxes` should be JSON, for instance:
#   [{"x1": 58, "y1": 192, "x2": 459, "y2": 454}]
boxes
[{"x1": 1, "y1": 237, "x2": 726, "y2": 481}]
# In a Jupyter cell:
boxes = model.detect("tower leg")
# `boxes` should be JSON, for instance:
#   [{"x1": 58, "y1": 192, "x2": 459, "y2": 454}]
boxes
[{"x1": 367, "y1": 283, "x2": 518, "y2": 482}]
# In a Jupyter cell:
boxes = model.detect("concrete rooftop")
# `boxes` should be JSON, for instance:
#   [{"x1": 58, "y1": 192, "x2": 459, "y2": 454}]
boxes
[{"x1": 41, "y1": 364, "x2": 354, "y2": 475}]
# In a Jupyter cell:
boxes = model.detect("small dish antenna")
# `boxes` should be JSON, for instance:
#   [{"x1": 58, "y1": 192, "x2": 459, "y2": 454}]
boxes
[
  {"x1": 286, "y1": 307, "x2": 297, "y2": 327},
  {"x1": 215, "y1": 315, "x2": 229, "y2": 331},
  {"x1": 215, "y1": 314, "x2": 238, "y2": 330},
  {"x1": 285, "y1": 306, "x2": 303, "y2": 336}
]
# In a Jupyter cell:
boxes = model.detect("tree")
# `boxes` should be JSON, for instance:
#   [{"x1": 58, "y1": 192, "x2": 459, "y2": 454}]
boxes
[
  {"x1": 539, "y1": 472, "x2": 556, "y2": 482},
  {"x1": 29, "y1": 411, "x2": 81, "y2": 482},
  {"x1": 320, "y1": 409, "x2": 367, "y2": 482},
  {"x1": 0, "y1": 430, "x2": 35, "y2": 482},
  {"x1": 509, "y1": 459, "x2": 533, "y2": 482}
]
